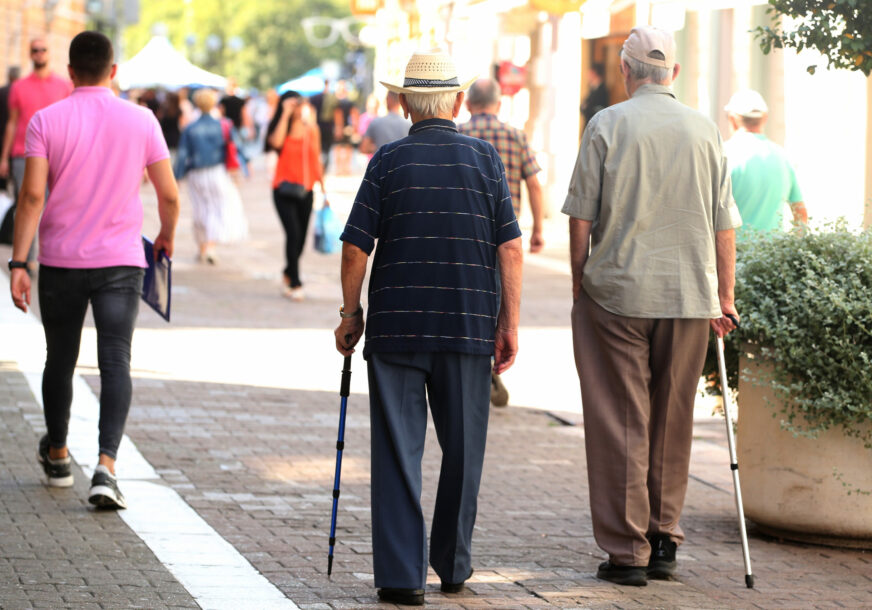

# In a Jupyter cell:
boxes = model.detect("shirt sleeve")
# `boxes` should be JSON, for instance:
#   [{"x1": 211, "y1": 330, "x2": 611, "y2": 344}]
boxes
[
  {"x1": 145, "y1": 112, "x2": 171, "y2": 166},
  {"x1": 517, "y1": 130, "x2": 541, "y2": 179},
  {"x1": 340, "y1": 151, "x2": 382, "y2": 254},
  {"x1": 8, "y1": 80, "x2": 21, "y2": 112},
  {"x1": 561, "y1": 116, "x2": 602, "y2": 221},
  {"x1": 787, "y1": 164, "x2": 803, "y2": 203},
  {"x1": 714, "y1": 146, "x2": 743, "y2": 231},
  {"x1": 24, "y1": 112, "x2": 47, "y2": 159},
  {"x1": 492, "y1": 149, "x2": 521, "y2": 245}
]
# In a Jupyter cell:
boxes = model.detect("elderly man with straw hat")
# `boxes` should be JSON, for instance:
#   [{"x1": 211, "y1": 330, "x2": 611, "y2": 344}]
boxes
[
  {"x1": 334, "y1": 49, "x2": 523, "y2": 604},
  {"x1": 563, "y1": 26, "x2": 741, "y2": 586}
]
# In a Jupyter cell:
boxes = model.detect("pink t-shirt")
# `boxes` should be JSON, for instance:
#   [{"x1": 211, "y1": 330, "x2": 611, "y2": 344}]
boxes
[
  {"x1": 26, "y1": 87, "x2": 169, "y2": 269},
  {"x1": 8, "y1": 72, "x2": 72, "y2": 156}
]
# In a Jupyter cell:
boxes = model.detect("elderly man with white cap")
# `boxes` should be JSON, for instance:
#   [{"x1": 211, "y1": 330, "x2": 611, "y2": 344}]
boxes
[
  {"x1": 334, "y1": 49, "x2": 523, "y2": 605},
  {"x1": 562, "y1": 26, "x2": 742, "y2": 586},
  {"x1": 724, "y1": 89, "x2": 807, "y2": 232}
]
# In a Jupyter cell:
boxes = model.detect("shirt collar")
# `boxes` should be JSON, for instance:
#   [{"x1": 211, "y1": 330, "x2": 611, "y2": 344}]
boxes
[
  {"x1": 71, "y1": 86, "x2": 113, "y2": 96},
  {"x1": 632, "y1": 83, "x2": 676, "y2": 100},
  {"x1": 409, "y1": 118, "x2": 457, "y2": 134}
]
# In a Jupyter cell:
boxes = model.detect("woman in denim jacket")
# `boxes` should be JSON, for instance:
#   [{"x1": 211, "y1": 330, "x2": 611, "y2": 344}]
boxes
[{"x1": 174, "y1": 88, "x2": 247, "y2": 263}]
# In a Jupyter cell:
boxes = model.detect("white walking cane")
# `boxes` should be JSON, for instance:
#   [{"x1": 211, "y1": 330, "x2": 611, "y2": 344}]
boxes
[{"x1": 716, "y1": 313, "x2": 755, "y2": 588}]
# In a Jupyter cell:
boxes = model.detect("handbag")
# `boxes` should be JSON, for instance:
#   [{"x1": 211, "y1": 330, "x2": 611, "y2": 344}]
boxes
[
  {"x1": 314, "y1": 204, "x2": 342, "y2": 254},
  {"x1": 221, "y1": 119, "x2": 241, "y2": 171},
  {"x1": 277, "y1": 180, "x2": 307, "y2": 199}
]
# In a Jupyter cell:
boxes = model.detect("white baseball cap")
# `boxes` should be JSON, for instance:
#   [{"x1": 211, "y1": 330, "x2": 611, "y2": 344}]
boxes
[{"x1": 724, "y1": 89, "x2": 769, "y2": 118}]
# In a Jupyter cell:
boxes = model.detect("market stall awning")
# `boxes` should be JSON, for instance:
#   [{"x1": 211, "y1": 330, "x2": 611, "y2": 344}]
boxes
[
  {"x1": 277, "y1": 68, "x2": 326, "y2": 96},
  {"x1": 117, "y1": 36, "x2": 227, "y2": 90}
]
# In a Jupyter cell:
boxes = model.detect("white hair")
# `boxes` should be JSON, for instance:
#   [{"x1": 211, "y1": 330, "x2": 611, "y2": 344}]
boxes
[
  {"x1": 621, "y1": 51, "x2": 670, "y2": 84},
  {"x1": 402, "y1": 91, "x2": 458, "y2": 117}
]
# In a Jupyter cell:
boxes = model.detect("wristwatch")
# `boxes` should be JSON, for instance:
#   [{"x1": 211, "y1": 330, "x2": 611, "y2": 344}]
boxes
[
  {"x1": 339, "y1": 304, "x2": 363, "y2": 318},
  {"x1": 7, "y1": 259, "x2": 27, "y2": 271}
]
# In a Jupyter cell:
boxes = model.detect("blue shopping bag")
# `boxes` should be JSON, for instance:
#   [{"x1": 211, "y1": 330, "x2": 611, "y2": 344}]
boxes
[{"x1": 314, "y1": 205, "x2": 342, "y2": 254}]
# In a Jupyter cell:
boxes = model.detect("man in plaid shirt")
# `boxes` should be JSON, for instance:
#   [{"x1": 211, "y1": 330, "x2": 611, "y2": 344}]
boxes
[{"x1": 460, "y1": 78, "x2": 545, "y2": 253}]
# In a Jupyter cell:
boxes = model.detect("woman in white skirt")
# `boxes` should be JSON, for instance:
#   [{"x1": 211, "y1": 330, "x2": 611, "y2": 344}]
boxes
[{"x1": 174, "y1": 89, "x2": 247, "y2": 263}]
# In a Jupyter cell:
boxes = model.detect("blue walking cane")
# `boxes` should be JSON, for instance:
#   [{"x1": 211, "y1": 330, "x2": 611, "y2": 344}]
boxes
[{"x1": 328, "y1": 335, "x2": 353, "y2": 577}]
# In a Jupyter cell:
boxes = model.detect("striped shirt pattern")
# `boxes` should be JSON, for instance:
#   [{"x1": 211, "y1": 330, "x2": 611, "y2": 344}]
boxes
[
  {"x1": 459, "y1": 113, "x2": 541, "y2": 214},
  {"x1": 341, "y1": 118, "x2": 521, "y2": 357}
]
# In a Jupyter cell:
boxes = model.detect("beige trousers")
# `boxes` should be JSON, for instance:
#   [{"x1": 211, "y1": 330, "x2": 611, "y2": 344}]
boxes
[{"x1": 571, "y1": 288, "x2": 709, "y2": 566}]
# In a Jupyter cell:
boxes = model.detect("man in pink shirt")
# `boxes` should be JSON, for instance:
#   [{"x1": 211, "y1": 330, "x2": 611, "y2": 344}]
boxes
[
  {"x1": 0, "y1": 37, "x2": 72, "y2": 217},
  {"x1": 8, "y1": 31, "x2": 180, "y2": 510}
]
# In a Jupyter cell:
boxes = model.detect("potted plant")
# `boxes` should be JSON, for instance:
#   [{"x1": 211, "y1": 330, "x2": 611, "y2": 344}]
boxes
[{"x1": 704, "y1": 222, "x2": 872, "y2": 547}]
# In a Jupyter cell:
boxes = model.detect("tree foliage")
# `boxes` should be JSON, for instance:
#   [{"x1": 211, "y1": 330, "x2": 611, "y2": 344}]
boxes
[
  {"x1": 123, "y1": 0, "x2": 353, "y2": 89},
  {"x1": 754, "y1": 0, "x2": 872, "y2": 76}
]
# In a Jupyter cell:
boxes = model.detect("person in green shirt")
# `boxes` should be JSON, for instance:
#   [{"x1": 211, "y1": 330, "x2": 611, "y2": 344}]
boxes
[{"x1": 724, "y1": 89, "x2": 807, "y2": 232}]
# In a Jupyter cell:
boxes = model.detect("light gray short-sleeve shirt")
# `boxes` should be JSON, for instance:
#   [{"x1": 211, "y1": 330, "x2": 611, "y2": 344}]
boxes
[{"x1": 562, "y1": 84, "x2": 742, "y2": 318}]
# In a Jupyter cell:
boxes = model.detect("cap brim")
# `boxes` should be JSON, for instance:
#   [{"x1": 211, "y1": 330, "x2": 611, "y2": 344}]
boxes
[{"x1": 379, "y1": 76, "x2": 476, "y2": 95}]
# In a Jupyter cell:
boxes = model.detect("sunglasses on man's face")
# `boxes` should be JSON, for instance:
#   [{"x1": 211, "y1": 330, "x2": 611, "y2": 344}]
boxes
[{"x1": 31, "y1": 47, "x2": 47, "y2": 54}]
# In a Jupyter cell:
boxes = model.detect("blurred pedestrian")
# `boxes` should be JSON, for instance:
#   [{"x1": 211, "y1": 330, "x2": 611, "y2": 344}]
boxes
[
  {"x1": 459, "y1": 77, "x2": 544, "y2": 408},
  {"x1": 357, "y1": 93, "x2": 379, "y2": 141},
  {"x1": 724, "y1": 89, "x2": 807, "y2": 233},
  {"x1": 310, "y1": 80, "x2": 335, "y2": 171},
  {"x1": 157, "y1": 91, "x2": 182, "y2": 155},
  {"x1": 461, "y1": 78, "x2": 544, "y2": 252},
  {"x1": 0, "y1": 66, "x2": 21, "y2": 244},
  {"x1": 581, "y1": 62, "x2": 609, "y2": 127},
  {"x1": 358, "y1": 91, "x2": 410, "y2": 156},
  {"x1": 177, "y1": 87, "x2": 195, "y2": 129},
  {"x1": 0, "y1": 38, "x2": 72, "y2": 256},
  {"x1": 334, "y1": 49, "x2": 523, "y2": 605},
  {"x1": 219, "y1": 78, "x2": 254, "y2": 142},
  {"x1": 563, "y1": 26, "x2": 741, "y2": 586},
  {"x1": 7, "y1": 31, "x2": 179, "y2": 509},
  {"x1": 266, "y1": 91, "x2": 326, "y2": 301},
  {"x1": 332, "y1": 80, "x2": 359, "y2": 175},
  {"x1": 174, "y1": 88, "x2": 248, "y2": 264}
]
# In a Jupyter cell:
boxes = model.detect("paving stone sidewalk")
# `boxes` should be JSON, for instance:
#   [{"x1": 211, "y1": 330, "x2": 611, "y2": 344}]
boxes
[{"x1": 1, "y1": 157, "x2": 869, "y2": 608}]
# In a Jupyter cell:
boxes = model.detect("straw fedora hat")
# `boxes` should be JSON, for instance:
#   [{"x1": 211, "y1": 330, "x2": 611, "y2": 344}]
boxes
[{"x1": 380, "y1": 48, "x2": 476, "y2": 94}]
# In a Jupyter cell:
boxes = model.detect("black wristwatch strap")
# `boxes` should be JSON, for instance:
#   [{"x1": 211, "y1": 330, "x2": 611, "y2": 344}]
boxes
[{"x1": 7, "y1": 259, "x2": 27, "y2": 271}]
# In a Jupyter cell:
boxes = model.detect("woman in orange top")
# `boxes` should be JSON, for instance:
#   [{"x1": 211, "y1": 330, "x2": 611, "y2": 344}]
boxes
[{"x1": 266, "y1": 90, "x2": 326, "y2": 301}]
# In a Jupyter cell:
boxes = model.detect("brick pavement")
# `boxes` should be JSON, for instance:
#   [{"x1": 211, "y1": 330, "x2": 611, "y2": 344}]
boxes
[{"x1": 1, "y1": 156, "x2": 870, "y2": 608}]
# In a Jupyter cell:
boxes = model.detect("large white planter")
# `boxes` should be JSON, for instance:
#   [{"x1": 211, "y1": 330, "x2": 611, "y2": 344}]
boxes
[{"x1": 737, "y1": 353, "x2": 872, "y2": 548}]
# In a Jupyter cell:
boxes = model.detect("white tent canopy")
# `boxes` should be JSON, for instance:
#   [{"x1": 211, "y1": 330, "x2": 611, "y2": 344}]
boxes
[{"x1": 117, "y1": 36, "x2": 227, "y2": 90}]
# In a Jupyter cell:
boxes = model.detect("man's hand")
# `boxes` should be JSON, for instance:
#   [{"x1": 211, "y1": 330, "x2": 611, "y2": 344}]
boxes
[
  {"x1": 529, "y1": 230, "x2": 545, "y2": 253},
  {"x1": 0, "y1": 158, "x2": 9, "y2": 179},
  {"x1": 152, "y1": 232, "x2": 174, "y2": 260},
  {"x1": 710, "y1": 302, "x2": 739, "y2": 338},
  {"x1": 9, "y1": 268, "x2": 31, "y2": 313},
  {"x1": 334, "y1": 315, "x2": 364, "y2": 356},
  {"x1": 493, "y1": 326, "x2": 518, "y2": 374}
]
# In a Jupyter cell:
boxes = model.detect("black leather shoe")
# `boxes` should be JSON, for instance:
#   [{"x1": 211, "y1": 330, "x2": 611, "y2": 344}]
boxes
[
  {"x1": 440, "y1": 568, "x2": 473, "y2": 593},
  {"x1": 377, "y1": 588, "x2": 425, "y2": 605},
  {"x1": 596, "y1": 561, "x2": 647, "y2": 586},
  {"x1": 647, "y1": 534, "x2": 677, "y2": 579}
]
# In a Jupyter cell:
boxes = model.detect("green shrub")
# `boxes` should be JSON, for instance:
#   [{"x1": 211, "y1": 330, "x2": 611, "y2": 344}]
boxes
[{"x1": 703, "y1": 223, "x2": 872, "y2": 447}]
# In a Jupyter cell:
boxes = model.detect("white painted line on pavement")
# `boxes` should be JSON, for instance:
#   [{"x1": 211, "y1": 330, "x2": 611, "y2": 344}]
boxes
[{"x1": 0, "y1": 284, "x2": 298, "y2": 610}]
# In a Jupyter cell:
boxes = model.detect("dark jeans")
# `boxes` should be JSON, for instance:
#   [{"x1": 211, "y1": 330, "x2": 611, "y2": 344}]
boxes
[
  {"x1": 39, "y1": 265, "x2": 144, "y2": 459},
  {"x1": 273, "y1": 188, "x2": 313, "y2": 288}
]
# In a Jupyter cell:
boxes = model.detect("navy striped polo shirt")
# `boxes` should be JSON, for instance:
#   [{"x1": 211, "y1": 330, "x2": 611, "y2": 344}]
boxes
[{"x1": 341, "y1": 118, "x2": 521, "y2": 358}]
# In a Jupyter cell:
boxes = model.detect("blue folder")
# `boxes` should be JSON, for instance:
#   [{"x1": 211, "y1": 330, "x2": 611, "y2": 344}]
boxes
[{"x1": 141, "y1": 236, "x2": 172, "y2": 322}]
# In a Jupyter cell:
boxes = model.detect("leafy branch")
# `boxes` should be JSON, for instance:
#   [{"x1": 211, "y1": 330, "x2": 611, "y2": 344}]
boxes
[{"x1": 753, "y1": 0, "x2": 872, "y2": 76}]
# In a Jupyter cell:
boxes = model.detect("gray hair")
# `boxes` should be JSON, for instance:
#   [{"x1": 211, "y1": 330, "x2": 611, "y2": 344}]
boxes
[
  {"x1": 403, "y1": 91, "x2": 458, "y2": 118},
  {"x1": 467, "y1": 78, "x2": 500, "y2": 108},
  {"x1": 620, "y1": 51, "x2": 670, "y2": 84}
]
